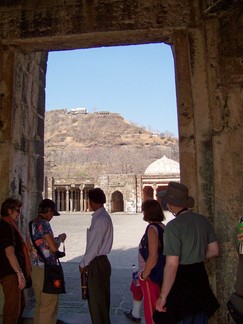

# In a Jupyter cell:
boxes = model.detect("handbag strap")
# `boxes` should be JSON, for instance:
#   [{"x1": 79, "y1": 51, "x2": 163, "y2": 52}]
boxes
[
  {"x1": 29, "y1": 220, "x2": 47, "y2": 263},
  {"x1": 29, "y1": 220, "x2": 61, "y2": 265}
]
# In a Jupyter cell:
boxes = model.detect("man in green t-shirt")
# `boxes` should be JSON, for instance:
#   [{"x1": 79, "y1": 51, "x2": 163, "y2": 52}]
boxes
[{"x1": 155, "y1": 182, "x2": 219, "y2": 323}]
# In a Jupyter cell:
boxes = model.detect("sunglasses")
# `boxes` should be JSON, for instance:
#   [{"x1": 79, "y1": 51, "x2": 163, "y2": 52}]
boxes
[{"x1": 14, "y1": 208, "x2": 21, "y2": 213}]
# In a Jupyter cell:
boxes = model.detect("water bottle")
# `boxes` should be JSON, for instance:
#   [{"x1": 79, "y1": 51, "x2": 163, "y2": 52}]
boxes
[
  {"x1": 132, "y1": 264, "x2": 140, "y2": 286},
  {"x1": 238, "y1": 216, "x2": 243, "y2": 254}
]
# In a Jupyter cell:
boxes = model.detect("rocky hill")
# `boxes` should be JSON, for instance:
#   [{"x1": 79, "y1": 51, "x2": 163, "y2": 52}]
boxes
[{"x1": 44, "y1": 109, "x2": 179, "y2": 179}]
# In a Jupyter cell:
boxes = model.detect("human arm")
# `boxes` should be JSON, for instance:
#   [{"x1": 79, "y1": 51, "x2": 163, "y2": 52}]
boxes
[
  {"x1": 238, "y1": 233, "x2": 243, "y2": 241},
  {"x1": 5, "y1": 246, "x2": 26, "y2": 289},
  {"x1": 79, "y1": 266, "x2": 88, "y2": 273},
  {"x1": 140, "y1": 226, "x2": 159, "y2": 279},
  {"x1": 156, "y1": 255, "x2": 179, "y2": 312},
  {"x1": 58, "y1": 233, "x2": 66, "y2": 242},
  {"x1": 54, "y1": 233, "x2": 66, "y2": 247},
  {"x1": 44, "y1": 233, "x2": 59, "y2": 253},
  {"x1": 205, "y1": 241, "x2": 219, "y2": 259}
]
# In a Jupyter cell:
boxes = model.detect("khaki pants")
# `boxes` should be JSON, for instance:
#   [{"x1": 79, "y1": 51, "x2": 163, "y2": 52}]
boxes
[{"x1": 32, "y1": 266, "x2": 59, "y2": 324}]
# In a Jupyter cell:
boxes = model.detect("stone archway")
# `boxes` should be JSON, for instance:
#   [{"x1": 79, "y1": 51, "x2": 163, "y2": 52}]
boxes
[
  {"x1": 111, "y1": 190, "x2": 124, "y2": 213},
  {"x1": 143, "y1": 186, "x2": 154, "y2": 201},
  {"x1": 156, "y1": 186, "x2": 168, "y2": 210}
]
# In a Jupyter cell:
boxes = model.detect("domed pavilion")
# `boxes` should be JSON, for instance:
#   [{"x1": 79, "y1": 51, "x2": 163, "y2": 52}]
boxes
[{"x1": 142, "y1": 155, "x2": 180, "y2": 201}]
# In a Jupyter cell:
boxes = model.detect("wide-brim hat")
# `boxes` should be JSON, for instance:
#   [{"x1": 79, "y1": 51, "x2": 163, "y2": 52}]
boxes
[{"x1": 157, "y1": 182, "x2": 194, "y2": 208}]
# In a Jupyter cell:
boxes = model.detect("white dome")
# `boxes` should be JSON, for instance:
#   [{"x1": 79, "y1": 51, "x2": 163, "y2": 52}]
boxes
[{"x1": 144, "y1": 155, "x2": 180, "y2": 175}]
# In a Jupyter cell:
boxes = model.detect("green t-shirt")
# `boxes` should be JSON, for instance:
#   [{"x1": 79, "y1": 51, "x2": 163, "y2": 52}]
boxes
[{"x1": 163, "y1": 210, "x2": 217, "y2": 264}]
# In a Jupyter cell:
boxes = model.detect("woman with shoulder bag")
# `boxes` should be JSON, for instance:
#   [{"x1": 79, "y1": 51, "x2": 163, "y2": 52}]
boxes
[{"x1": 29, "y1": 199, "x2": 66, "y2": 324}]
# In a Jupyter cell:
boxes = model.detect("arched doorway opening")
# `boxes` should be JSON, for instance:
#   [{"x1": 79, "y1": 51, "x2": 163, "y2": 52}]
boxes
[
  {"x1": 143, "y1": 186, "x2": 153, "y2": 201},
  {"x1": 156, "y1": 185, "x2": 168, "y2": 210},
  {"x1": 111, "y1": 190, "x2": 124, "y2": 212}
]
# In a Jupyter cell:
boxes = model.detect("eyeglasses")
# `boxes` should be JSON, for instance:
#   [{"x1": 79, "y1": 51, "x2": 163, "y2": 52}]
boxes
[{"x1": 14, "y1": 208, "x2": 21, "y2": 213}]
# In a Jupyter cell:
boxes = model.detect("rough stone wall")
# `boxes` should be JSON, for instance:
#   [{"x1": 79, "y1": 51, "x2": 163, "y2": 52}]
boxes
[
  {"x1": 0, "y1": 1, "x2": 242, "y2": 321},
  {"x1": 173, "y1": 7, "x2": 243, "y2": 319},
  {"x1": 11, "y1": 51, "x2": 47, "y2": 227},
  {"x1": 0, "y1": 0, "x2": 192, "y2": 51},
  {"x1": 0, "y1": 48, "x2": 14, "y2": 199},
  {"x1": 207, "y1": 10, "x2": 243, "y2": 320},
  {"x1": 0, "y1": 48, "x2": 47, "y2": 228}
]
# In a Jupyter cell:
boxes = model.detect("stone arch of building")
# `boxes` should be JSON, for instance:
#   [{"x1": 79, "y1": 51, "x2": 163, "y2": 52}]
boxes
[
  {"x1": 111, "y1": 190, "x2": 124, "y2": 213},
  {"x1": 1, "y1": 2, "x2": 242, "y2": 320},
  {"x1": 142, "y1": 183, "x2": 170, "y2": 202},
  {"x1": 143, "y1": 186, "x2": 154, "y2": 201}
]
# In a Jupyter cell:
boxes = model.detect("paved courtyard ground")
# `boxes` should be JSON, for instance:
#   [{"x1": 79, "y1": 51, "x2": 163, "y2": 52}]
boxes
[
  {"x1": 51, "y1": 211, "x2": 173, "y2": 268},
  {"x1": 52, "y1": 211, "x2": 173, "y2": 323},
  {"x1": 1, "y1": 211, "x2": 174, "y2": 324}
]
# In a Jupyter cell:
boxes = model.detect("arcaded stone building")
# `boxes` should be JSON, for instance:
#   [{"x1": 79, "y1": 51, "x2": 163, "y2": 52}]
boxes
[
  {"x1": 45, "y1": 156, "x2": 180, "y2": 213},
  {"x1": 0, "y1": 1, "x2": 242, "y2": 321}
]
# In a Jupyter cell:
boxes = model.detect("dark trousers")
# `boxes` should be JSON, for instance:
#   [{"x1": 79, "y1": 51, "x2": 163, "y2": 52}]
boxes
[
  {"x1": 87, "y1": 255, "x2": 111, "y2": 324},
  {"x1": 235, "y1": 254, "x2": 243, "y2": 296}
]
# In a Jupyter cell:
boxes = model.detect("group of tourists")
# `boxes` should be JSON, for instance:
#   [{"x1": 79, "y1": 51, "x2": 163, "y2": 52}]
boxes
[
  {"x1": 0, "y1": 188, "x2": 113, "y2": 324},
  {"x1": 125, "y1": 182, "x2": 220, "y2": 324},
  {"x1": 0, "y1": 182, "x2": 242, "y2": 323}
]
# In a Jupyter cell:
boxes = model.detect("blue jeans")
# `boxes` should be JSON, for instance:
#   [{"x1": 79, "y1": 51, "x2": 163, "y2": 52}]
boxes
[{"x1": 177, "y1": 312, "x2": 208, "y2": 324}]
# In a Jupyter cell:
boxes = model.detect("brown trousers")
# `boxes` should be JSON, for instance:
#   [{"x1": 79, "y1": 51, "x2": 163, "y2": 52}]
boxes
[{"x1": 0, "y1": 274, "x2": 25, "y2": 324}]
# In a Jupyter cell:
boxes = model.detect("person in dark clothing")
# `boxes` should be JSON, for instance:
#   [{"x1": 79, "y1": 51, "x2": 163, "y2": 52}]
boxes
[
  {"x1": 0, "y1": 198, "x2": 31, "y2": 324},
  {"x1": 155, "y1": 182, "x2": 220, "y2": 324}
]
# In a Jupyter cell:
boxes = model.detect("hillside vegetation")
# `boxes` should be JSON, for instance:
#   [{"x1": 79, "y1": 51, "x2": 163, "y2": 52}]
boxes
[{"x1": 44, "y1": 110, "x2": 179, "y2": 179}]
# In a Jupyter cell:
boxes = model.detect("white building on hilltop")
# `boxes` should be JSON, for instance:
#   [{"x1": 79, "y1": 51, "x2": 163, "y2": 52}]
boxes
[{"x1": 68, "y1": 107, "x2": 88, "y2": 114}]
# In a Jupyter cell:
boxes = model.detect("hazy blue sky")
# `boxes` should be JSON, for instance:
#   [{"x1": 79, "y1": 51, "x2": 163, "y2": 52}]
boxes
[{"x1": 46, "y1": 43, "x2": 178, "y2": 137}]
